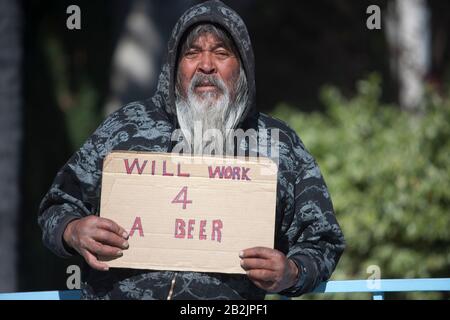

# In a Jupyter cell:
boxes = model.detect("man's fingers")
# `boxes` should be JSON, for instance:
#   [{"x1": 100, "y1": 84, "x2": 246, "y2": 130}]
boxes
[
  {"x1": 240, "y1": 247, "x2": 278, "y2": 260},
  {"x1": 92, "y1": 229, "x2": 129, "y2": 250},
  {"x1": 250, "y1": 279, "x2": 276, "y2": 292},
  {"x1": 97, "y1": 218, "x2": 128, "y2": 239},
  {"x1": 86, "y1": 239, "x2": 124, "y2": 258},
  {"x1": 246, "y1": 269, "x2": 277, "y2": 282},
  {"x1": 81, "y1": 249, "x2": 110, "y2": 271},
  {"x1": 240, "y1": 258, "x2": 276, "y2": 271}
]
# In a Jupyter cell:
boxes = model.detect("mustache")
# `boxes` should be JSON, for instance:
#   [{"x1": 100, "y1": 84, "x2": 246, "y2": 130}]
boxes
[{"x1": 189, "y1": 73, "x2": 227, "y2": 93}]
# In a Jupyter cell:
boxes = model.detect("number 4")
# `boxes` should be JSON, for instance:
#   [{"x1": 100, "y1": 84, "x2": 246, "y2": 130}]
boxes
[{"x1": 172, "y1": 186, "x2": 192, "y2": 209}]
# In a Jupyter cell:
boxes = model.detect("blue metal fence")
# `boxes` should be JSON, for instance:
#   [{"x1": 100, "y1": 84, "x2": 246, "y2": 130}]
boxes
[
  {"x1": 309, "y1": 278, "x2": 450, "y2": 300},
  {"x1": 0, "y1": 278, "x2": 449, "y2": 300}
]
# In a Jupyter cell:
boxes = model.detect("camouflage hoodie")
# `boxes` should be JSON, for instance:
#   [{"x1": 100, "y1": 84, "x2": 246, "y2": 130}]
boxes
[{"x1": 38, "y1": 0, "x2": 345, "y2": 300}]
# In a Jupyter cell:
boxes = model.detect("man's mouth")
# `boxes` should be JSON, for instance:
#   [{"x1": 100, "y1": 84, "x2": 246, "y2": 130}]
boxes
[
  {"x1": 189, "y1": 74, "x2": 225, "y2": 97},
  {"x1": 195, "y1": 84, "x2": 218, "y2": 92}
]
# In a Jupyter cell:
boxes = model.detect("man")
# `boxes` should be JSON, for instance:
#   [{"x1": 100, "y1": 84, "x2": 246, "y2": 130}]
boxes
[{"x1": 38, "y1": 0, "x2": 345, "y2": 300}]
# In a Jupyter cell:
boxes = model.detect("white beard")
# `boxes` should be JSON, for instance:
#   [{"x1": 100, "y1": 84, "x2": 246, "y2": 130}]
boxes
[{"x1": 175, "y1": 70, "x2": 247, "y2": 156}]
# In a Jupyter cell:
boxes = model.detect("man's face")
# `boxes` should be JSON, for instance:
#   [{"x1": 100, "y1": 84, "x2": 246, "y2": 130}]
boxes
[{"x1": 177, "y1": 32, "x2": 240, "y2": 102}]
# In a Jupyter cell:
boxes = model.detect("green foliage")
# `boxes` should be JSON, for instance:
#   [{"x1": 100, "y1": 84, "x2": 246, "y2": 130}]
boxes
[
  {"x1": 271, "y1": 74, "x2": 450, "y2": 299},
  {"x1": 44, "y1": 34, "x2": 101, "y2": 150},
  {"x1": 63, "y1": 80, "x2": 101, "y2": 149}
]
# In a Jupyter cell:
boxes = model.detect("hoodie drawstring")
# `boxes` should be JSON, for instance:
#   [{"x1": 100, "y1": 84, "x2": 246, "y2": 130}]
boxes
[{"x1": 166, "y1": 272, "x2": 178, "y2": 300}]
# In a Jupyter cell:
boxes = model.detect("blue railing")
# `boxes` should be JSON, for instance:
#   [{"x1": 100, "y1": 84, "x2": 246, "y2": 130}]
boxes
[
  {"x1": 0, "y1": 278, "x2": 449, "y2": 300},
  {"x1": 308, "y1": 278, "x2": 450, "y2": 300}
]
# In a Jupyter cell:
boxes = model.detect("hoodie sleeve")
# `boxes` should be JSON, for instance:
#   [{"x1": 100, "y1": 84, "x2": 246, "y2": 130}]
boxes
[
  {"x1": 36, "y1": 105, "x2": 123, "y2": 259},
  {"x1": 37, "y1": 139, "x2": 103, "y2": 258},
  {"x1": 37, "y1": 101, "x2": 173, "y2": 259},
  {"x1": 277, "y1": 136, "x2": 345, "y2": 297}
]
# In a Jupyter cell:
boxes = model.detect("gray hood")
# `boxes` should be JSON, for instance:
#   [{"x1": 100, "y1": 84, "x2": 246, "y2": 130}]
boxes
[{"x1": 151, "y1": 0, "x2": 257, "y2": 129}]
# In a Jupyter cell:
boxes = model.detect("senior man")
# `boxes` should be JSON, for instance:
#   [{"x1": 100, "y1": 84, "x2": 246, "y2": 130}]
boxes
[{"x1": 38, "y1": 0, "x2": 345, "y2": 300}]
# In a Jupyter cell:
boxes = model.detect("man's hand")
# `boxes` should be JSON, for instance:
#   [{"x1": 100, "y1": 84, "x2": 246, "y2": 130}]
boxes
[
  {"x1": 239, "y1": 247, "x2": 299, "y2": 293},
  {"x1": 63, "y1": 216, "x2": 129, "y2": 271}
]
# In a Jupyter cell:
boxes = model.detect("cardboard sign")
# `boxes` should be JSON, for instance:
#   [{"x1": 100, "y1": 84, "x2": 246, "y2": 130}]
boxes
[{"x1": 99, "y1": 151, "x2": 278, "y2": 274}]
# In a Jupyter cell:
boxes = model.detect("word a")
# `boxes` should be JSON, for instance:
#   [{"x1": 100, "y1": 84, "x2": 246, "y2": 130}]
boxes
[
  {"x1": 66, "y1": 265, "x2": 81, "y2": 290},
  {"x1": 366, "y1": 265, "x2": 381, "y2": 290},
  {"x1": 366, "y1": 5, "x2": 381, "y2": 30},
  {"x1": 66, "y1": 5, "x2": 81, "y2": 30}
]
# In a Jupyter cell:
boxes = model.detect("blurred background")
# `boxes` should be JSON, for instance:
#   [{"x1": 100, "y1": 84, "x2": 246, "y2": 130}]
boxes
[{"x1": 0, "y1": 0, "x2": 449, "y2": 299}]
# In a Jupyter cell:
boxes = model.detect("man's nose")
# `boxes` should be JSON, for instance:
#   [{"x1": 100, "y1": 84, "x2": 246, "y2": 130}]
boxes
[{"x1": 197, "y1": 52, "x2": 216, "y2": 74}]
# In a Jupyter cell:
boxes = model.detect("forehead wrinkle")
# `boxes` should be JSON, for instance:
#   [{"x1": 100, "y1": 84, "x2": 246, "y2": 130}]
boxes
[
  {"x1": 178, "y1": 24, "x2": 240, "y2": 60},
  {"x1": 189, "y1": 35, "x2": 228, "y2": 51}
]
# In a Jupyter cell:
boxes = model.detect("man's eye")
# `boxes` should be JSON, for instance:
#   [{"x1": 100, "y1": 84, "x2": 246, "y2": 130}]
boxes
[
  {"x1": 185, "y1": 51, "x2": 199, "y2": 58},
  {"x1": 215, "y1": 51, "x2": 230, "y2": 58}
]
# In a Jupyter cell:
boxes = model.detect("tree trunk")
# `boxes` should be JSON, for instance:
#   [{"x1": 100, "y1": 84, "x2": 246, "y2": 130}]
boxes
[
  {"x1": 104, "y1": 0, "x2": 196, "y2": 115},
  {"x1": 386, "y1": 0, "x2": 431, "y2": 113},
  {"x1": 0, "y1": 0, "x2": 22, "y2": 292}
]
